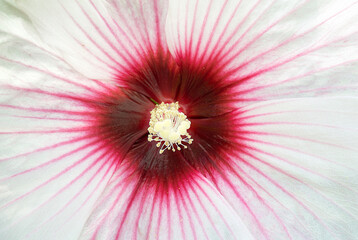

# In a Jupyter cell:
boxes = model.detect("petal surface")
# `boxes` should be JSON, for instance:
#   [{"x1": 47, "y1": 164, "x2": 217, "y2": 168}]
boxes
[
  {"x1": 0, "y1": 1, "x2": 40, "y2": 43},
  {"x1": 5, "y1": 0, "x2": 168, "y2": 79},
  {"x1": 0, "y1": 30, "x2": 116, "y2": 240},
  {"x1": 166, "y1": 0, "x2": 358, "y2": 101},
  {"x1": 79, "y1": 161, "x2": 254, "y2": 240},
  {"x1": 215, "y1": 97, "x2": 358, "y2": 239}
]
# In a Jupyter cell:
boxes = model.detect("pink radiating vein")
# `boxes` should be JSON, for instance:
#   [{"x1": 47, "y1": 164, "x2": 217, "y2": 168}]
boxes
[
  {"x1": 122, "y1": 0, "x2": 151, "y2": 53},
  {"x1": 178, "y1": 185, "x2": 198, "y2": 240},
  {"x1": 143, "y1": 182, "x2": 160, "y2": 240},
  {"x1": 139, "y1": 1, "x2": 152, "y2": 52},
  {"x1": 238, "y1": 148, "x2": 340, "y2": 239},
  {"x1": 232, "y1": 159, "x2": 311, "y2": 236},
  {"x1": 90, "y1": 165, "x2": 134, "y2": 239},
  {"x1": 221, "y1": 163, "x2": 291, "y2": 239},
  {"x1": 201, "y1": 1, "x2": 357, "y2": 92},
  {"x1": 238, "y1": 131, "x2": 356, "y2": 173},
  {"x1": 241, "y1": 135, "x2": 358, "y2": 196},
  {"x1": 59, "y1": 2, "x2": 127, "y2": 72},
  {"x1": 244, "y1": 130, "x2": 358, "y2": 153},
  {"x1": 74, "y1": 0, "x2": 136, "y2": 71},
  {"x1": 132, "y1": 188, "x2": 149, "y2": 240},
  {"x1": 186, "y1": 0, "x2": 200, "y2": 61},
  {"x1": 191, "y1": 0, "x2": 214, "y2": 65},
  {"x1": 204, "y1": 0, "x2": 261, "y2": 64},
  {"x1": 0, "y1": 56, "x2": 97, "y2": 93},
  {"x1": 172, "y1": 186, "x2": 189, "y2": 240},
  {"x1": 0, "y1": 134, "x2": 94, "y2": 163},
  {"x1": 214, "y1": 170, "x2": 269, "y2": 239},
  {"x1": 111, "y1": 0, "x2": 146, "y2": 55},
  {"x1": 0, "y1": 138, "x2": 99, "y2": 183},
  {"x1": 62, "y1": 29, "x2": 119, "y2": 73},
  {"x1": 186, "y1": 177, "x2": 226, "y2": 240},
  {"x1": 217, "y1": 0, "x2": 305, "y2": 70},
  {"x1": 8, "y1": 114, "x2": 93, "y2": 123},
  {"x1": 225, "y1": 1, "x2": 358, "y2": 76},
  {"x1": 250, "y1": 146, "x2": 358, "y2": 219},
  {"x1": 181, "y1": 180, "x2": 210, "y2": 240},
  {"x1": 232, "y1": 154, "x2": 323, "y2": 238},
  {"x1": 42, "y1": 151, "x2": 117, "y2": 237},
  {"x1": 232, "y1": 59, "x2": 358, "y2": 99},
  {"x1": 196, "y1": 0, "x2": 230, "y2": 66},
  {"x1": 240, "y1": 109, "x2": 358, "y2": 123},
  {"x1": 153, "y1": 0, "x2": 162, "y2": 48},
  {"x1": 203, "y1": 0, "x2": 243, "y2": 63},
  {"x1": 14, "y1": 144, "x2": 115, "y2": 235},
  {"x1": 88, "y1": 0, "x2": 141, "y2": 66},
  {"x1": 0, "y1": 103, "x2": 94, "y2": 116},
  {"x1": 220, "y1": 30, "x2": 358, "y2": 92}
]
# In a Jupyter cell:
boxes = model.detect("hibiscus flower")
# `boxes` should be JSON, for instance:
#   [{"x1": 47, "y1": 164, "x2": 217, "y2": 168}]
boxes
[{"x1": 1, "y1": 0, "x2": 358, "y2": 239}]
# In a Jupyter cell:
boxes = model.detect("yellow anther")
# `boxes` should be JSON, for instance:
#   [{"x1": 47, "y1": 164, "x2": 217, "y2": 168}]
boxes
[{"x1": 147, "y1": 102, "x2": 193, "y2": 154}]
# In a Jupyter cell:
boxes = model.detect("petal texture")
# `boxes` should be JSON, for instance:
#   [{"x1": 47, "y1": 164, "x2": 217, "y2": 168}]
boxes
[
  {"x1": 215, "y1": 97, "x2": 358, "y2": 239},
  {"x1": 6, "y1": 0, "x2": 168, "y2": 80},
  {"x1": 0, "y1": 30, "x2": 116, "y2": 240},
  {"x1": 166, "y1": 0, "x2": 358, "y2": 101},
  {"x1": 0, "y1": 1, "x2": 40, "y2": 43},
  {"x1": 79, "y1": 162, "x2": 254, "y2": 240}
]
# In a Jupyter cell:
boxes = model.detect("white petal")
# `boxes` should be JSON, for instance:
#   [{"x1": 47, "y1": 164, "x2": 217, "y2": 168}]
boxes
[
  {"x1": 5, "y1": 0, "x2": 168, "y2": 80},
  {"x1": 0, "y1": 32, "x2": 115, "y2": 240},
  {"x1": 166, "y1": 0, "x2": 358, "y2": 100},
  {"x1": 80, "y1": 163, "x2": 254, "y2": 240},
  {"x1": 216, "y1": 97, "x2": 358, "y2": 239},
  {"x1": 0, "y1": 1, "x2": 40, "y2": 43}
]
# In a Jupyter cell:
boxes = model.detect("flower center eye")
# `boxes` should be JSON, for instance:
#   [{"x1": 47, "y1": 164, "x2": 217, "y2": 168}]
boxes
[{"x1": 147, "y1": 102, "x2": 193, "y2": 154}]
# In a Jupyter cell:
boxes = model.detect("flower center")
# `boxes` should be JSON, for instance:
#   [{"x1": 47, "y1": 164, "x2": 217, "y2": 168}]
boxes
[{"x1": 147, "y1": 102, "x2": 193, "y2": 154}]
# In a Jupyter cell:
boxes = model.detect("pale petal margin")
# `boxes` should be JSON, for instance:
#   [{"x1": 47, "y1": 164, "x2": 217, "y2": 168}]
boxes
[
  {"x1": 166, "y1": 0, "x2": 358, "y2": 101},
  {"x1": 216, "y1": 97, "x2": 358, "y2": 239},
  {"x1": 4, "y1": 0, "x2": 168, "y2": 80}
]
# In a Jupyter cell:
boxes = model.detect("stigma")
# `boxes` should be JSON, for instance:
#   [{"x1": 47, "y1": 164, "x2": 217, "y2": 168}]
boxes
[{"x1": 148, "y1": 102, "x2": 193, "y2": 154}]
